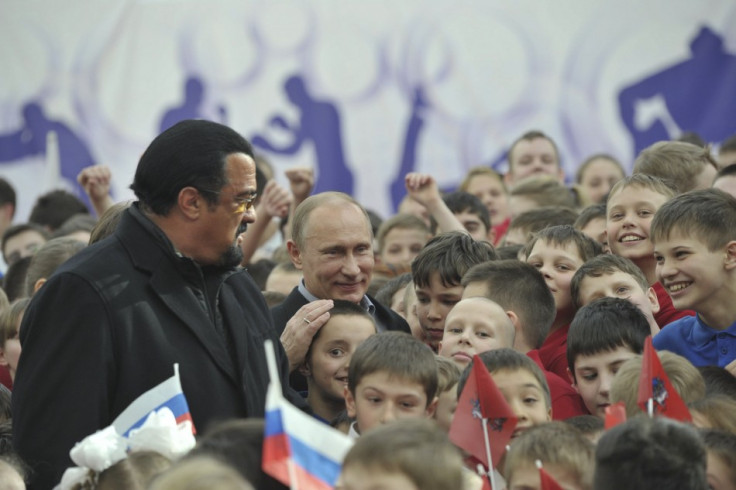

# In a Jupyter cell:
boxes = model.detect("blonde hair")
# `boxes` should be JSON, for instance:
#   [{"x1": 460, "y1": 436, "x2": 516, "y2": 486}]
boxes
[
  {"x1": 434, "y1": 355, "x2": 461, "y2": 395},
  {"x1": 633, "y1": 141, "x2": 717, "y2": 193},
  {"x1": 610, "y1": 351, "x2": 706, "y2": 417},
  {"x1": 689, "y1": 395, "x2": 736, "y2": 435},
  {"x1": 504, "y1": 422, "x2": 595, "y2": 490},
  {"x1": 509, "y1": 176, "x2": 576, "y2": 210},
  {"x1": 459, "y1": 166, "x2": 506, "y2": 193},
  {"x1": 148, "y1": 456, "x2": 253, "y2": 490}
]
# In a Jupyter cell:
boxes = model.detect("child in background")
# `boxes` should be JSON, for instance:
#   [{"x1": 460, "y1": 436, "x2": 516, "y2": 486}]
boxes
[
  {"x1": 344, "y1": 332, "x2": 438, "y2": 436},
  {"x1": 609, "y1": 351, "x2": 706, "y2": 418},
  {"x1": 690, "y1": 396, "x2": 736, "y2": 435},
  {"x1": 411, "y1": 232, "x2": 497, "y2": 352},
  {"x1": 437, "y1": 191, "x2": 495, "y2": 244},
  {"x1": 700, "y1": 429, "x2": 736, "y2": 490},
  {"x1": 575, "y1": 153, "x2": 625, "y2": 205},
  {"x1": 374, "y1": 273, "x2": 412, "y2": 318},
  {"x1": 375, "y1": 214, "x2": 430, "y2": 271},
  {"x1": 574, "y1": 203, "x2": 608, "y2": 252},
  {"x1": 508, "y1": 176, "x2": 576, "y2": 218},
  {"x1": 503, "y1": 422, "x2": 595, "y2": 490},
  {"x1": 458, "y1": 349, "x2": 552, "y2": 438},
  {"x1": 459, "y1": 166, "x2": 511, "y2": 245},
  {"x1": 633, "y1": 140, "x2": 718, "y2": 193},
  {"x1": 299, "y1": 300, "x2": 377, "y2": 423},
  {"x1": 523, "y1": 225, "x2": 602, "y2": 380},
  {"x1": 651, "y1": 189, "x2": 736, "y2": 367},
  {"x1": 0, "y1": 298, "x2": 30, "y2": 382},
  {"x1": 566, "y1": 297, "x2": 649, "y2": 418},
  {"x1": 571, "y1": 254, "x2": 661, "y2": 336},
  {"x1": 563, "y1": 415, "x2": 605, "y2": 444},
  {"x1": 433, "y1": 356, "x2": 461, "y2": 433},
  {"x1": 502, "y1": 207, "x2": 578, "y2": 247},
  {"x1": 337, "y1": 419, "x2": 465, "y2": 490},
  {"x1": 606, "y1": 174, "x2": 693, "y2": 327}
]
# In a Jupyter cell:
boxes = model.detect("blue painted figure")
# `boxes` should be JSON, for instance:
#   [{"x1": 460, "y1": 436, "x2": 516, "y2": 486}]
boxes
[
  {"x1": 390, "y1": 87, "x2": 429, "y2": 212},
  {"x1": 619, "y1": 26, "x2": 736, "y2": 155},
  {"x1": 251, "y1": 75, "x2": 354, "y2": 195},
  {"x1": 159, "y1": 76, "x2": 226, "y2": 132}
]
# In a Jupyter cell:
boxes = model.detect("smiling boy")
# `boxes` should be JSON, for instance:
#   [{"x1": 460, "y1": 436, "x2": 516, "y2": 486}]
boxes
[{"x1": 651, "y1": 189, "x2": 736, "y2": 368}]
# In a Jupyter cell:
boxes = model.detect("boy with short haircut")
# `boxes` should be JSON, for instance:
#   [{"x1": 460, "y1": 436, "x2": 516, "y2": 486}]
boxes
[
  {"x1": 566, "y1": 297, "x2": 650, "y2": 418},
  {"x1": 574, "y1": 203, "x2": 608, "y2": 252},
  {"x1": 571, "y1": 254, "x2": 661, "y2": 336},
  {"x1": 523, "y1": 225, "x2": 602, "y2": 380},
  {"x1": 606, "y1": 173, "x2": 693, "y2": 327},
  {"x1": 299, "y1": 300, "x2": 377, "y2": 423},
  {"x1": 633, "y1": 140, "x2": 718, "y2": 193},
  {"x1": 650, "y1": 189, "x2": 736, "y2": 368},
  {"x1": 436, "y1": 191, "x2": 495, "y2": 243},
  {"x1": 438, "y1": 297, "x2": 515, "y2": 369},
  {"x1": 462, "y1": 260, "x2": 589, "y2": 420},
  {"x1": 344, "y1": 331, "x2": 438, "y2": 436},
  {"x1": 502, "y1": 206, "x2": 578, "y2": 247},
  {"x1": 337, "y1": 418, "x2": 465, "y2": 490},
  {"x1": 503, "y1": 422, "x2": 595, "y2": 490},
  {"x1": 508, "y1": 175, "x2": 577, "y2": 218},
  {"x1": 459, "y1": 166, "x2": 510, "y2": 245},
  {"x1": 458, "y1": 349, "x2": 552, "y2": 437},
  {"x1": 433, "y1": 355, "x2": 461, "y2": 432},
  {"x1": 375, "y1": 214, "x2": 431, "y2": 270},
  {"x1": 411, "y1": 231, "x2": 498, "y2": 352}
]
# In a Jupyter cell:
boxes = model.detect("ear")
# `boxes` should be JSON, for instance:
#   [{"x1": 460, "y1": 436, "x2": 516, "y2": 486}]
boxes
[
  {"x1": 286, "y1": 240, "x2": 304, "y2": 270},
  {"x1": 344, "y1": 386, "x2": 357, "y2": 418},
  {"x1": 505, "y1": 310, "x2": 524, "y2": 348},
  {"x1": 567, "y1": 366, "x2": 577, "y2": 388},
  {"x1": 425, "y1": 396, "x2": 439, "y2": 418},
  {"x1": 178, "y1": 186, "x2": 203, "y2": 220},
  {"x1": 647, "y1": 286, "x2": 661, "y2": 314},
  {"x1": 33, "y1": 278, "x2": 47, "y2": 294},
  {"x1": 724, "y1": 241, "x2": 736, "y2": 270},
  {"x1": 546, "y1": 404, "x2": 553, "y2": 422},
  {"x1": 298, "y1": 361, "x2": 311, "y2": 378}
]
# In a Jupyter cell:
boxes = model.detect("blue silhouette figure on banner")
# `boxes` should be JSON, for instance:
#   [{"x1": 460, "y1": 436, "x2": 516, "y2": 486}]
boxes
[
  {"x1": 0, "y1": 102, "x2": 96, "y2": 203},
  {"x1": 619, "y1": 26, "x2": 736, "y2": 155},
  {"x1": 251, "y1": 75, "x2": 354, "y2": 195},
  {"x1": 390, "y1": 87, "x2": 429, "y2": 211},
  {"x1": 159, "y1": 76, "x2": 227, "y2": 132}
]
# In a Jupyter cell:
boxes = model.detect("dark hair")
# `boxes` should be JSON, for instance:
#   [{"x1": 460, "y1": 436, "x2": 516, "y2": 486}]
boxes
[
  {"x1": 246, "y1": 259, "x2": 276, "y2": 290},
  {"x1": 495, "y1": 244, "x2": 523, "y2": 260},
  {"x1": 130, "y1": 120, "x2": 254, "y2": 216},
  {"x1": 1, "y1": 223, "x2": 50, "y2": 264},
  {"x1": 563, "y1": 414, "x2": 605, "y2": 435},
  {"x1": 348, "y1": 332, "x2": 437, "y2": 405},
  {"x1": 0, "y1": 179, "x2": 16, "y2": 213},
  {"x1": 2, "y1": 256, "x2": 32, "y2": 302},
  {"x1": 412, "y1": 231, "x2": 497, "y2": 289},
  {"x1": 574, "y1": 203, "x2": 606, "y2": 230},
  {"x1": 676, "y1": 131, "x2": 706, "y2": 147},
  {"x1": 0, "y1": 386, "x2": 10, "y2": 424},
  {"x1": 699, "y1": 428, "x2": 736, "y2": 488},
  {"x1": 570, "y1": 254, "x2": 649, "y2": 310},
  {"x1": 51, "y1": 213, "x2": 97, "y2": 239},
  {"x1": 457, "y1": 349, "x2": 550, "y2": 409},
  {"x1": 567, "y1": 297, "x2": 649, "y2": 376},
  {"x1": 715, "y1": 163, "x2": 736, "y2": 181},
  {"x1": 436, "y1": 191, "x2": 491, "y2": 231},
  {"x1": 29, "y1": 190, "x2": 89, "y2": 231},
  {"x1": 374, "y1": 273, "x2": 412, "y2": 309},
  {"x1": 523, "y1": 225, "x2": 602, "y2": 262},
  {"x1": 697, "y1": 366, "x2": 736, "y2": 401},
  {"x1": 186, "y1": 418, "x2": 288, "y2": 490},
  {"x1": 594, "y1": 417, "x2": 708, "y2": 490},
  {"x1": 462, "y1": 260, "x2": 554, "y2": 349}
]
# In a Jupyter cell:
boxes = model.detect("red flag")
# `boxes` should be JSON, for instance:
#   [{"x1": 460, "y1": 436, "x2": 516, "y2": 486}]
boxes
[
  {"x1": 537, "y1": 461, "x2": 565, "y2": 490},
  {"x1": 449, "y1": 355, "x2": 518, "y2": 469},
  {"x1": 604, "y1": 401, "x2": 627, "y2": 430},
  {"x1": 636, "y1": 336, "x2": 692, "y2": 422}
]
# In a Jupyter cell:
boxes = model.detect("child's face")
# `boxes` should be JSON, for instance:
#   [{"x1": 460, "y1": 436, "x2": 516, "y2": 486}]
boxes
[
  {"x1": 379, "y1": 227, "x2": 428, "y2": 268},
  {"x1": 577, "y1": 271, "x2": 660, "y2": 322},
  {"x1": 571, "y1": 345, "x2": 637, "y2": 418},
  {"x1": 526, "y1": 240, "x2": 584, "y2": 319},
  {"x1": 503, "y1": 226, "x2": 529, "y2": 247},
  {"x1": 466, "y1": 174, "x2": 510, "y2": 223},
  {"x1": 415, "y1": 272, "x2": 463, "y2": 351},
  {"x1": 580, "y1": 217, "x2": 608, "y2": 253},
  {"x1": 491, "y1": 368, "x2": 551, "y2": 438},
  {"x1": 509, "y1": 462, "x2": 587, "y2": 490},
  {"x1": 338, "y1": 466, "x2": 419, "y2": 490},
  {"x1": 438, "y1": 298, "x2": 514, "y2": 368},
  {"x1": 345, "y1": 371, "x2": 435, "y2": 434},
  {"x1": 434, "y1": 383, "x2": 458, "y2": 432},
  {"x1": 454, "y1": 210, "x2": 491, "y2": 243},
  {"x1": 304, "y1": 315, "x2": 376, "y2": 403},
  {"x1": 579, "y1": 158, "x2": 624, "y2": 204},
  {"x1": 706, "y1": 451, "x2": 735, "y2": 490},
  {"x1": 607, "y1": 185, "x2": 669, "y2": 263},
  {"x1": 654, "y1": 231, "x2": 730, "y2": 314}
]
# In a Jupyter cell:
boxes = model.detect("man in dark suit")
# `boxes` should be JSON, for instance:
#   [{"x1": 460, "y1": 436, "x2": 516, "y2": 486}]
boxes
[
  {"x1": 12, "y1": 120, "x2": 295, "y2": 489},
  {"x1": 271, "y1": 192, "x2": 410, "y2": 380}
]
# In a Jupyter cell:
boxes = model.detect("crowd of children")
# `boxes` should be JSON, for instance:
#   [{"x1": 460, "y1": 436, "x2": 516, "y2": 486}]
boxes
[{"x1": 2, "y1": 128, "x2": 736, "y2": 489}]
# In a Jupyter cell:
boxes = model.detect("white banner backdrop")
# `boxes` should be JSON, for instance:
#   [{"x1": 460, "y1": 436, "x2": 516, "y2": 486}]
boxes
[{"x1": 1, "y1": 0, "x2": 735, "y2": 220}]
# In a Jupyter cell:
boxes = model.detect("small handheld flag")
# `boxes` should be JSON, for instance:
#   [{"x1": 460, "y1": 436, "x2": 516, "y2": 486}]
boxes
[
  {"x1": 112, "y1": 363, "x2": 195, "y2": 437},
  {"x1": 449, "y1": 355, "x2": 518, "y2": 471},
  {"x1": 636, "y1": 336, "x2": 691, "y2": 422},
  {"x1": 604, "y1": 401, "x2": 627, "y2": 430},
  {"x1": 262, "y1": 340, "x2": 353, "y2": 490},
  {"x1": 536, "y1": 460, "x2": 564, "y2": 490}
]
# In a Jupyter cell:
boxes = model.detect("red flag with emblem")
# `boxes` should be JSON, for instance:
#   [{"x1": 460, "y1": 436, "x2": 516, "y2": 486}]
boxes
[{"x1": 636, "y1": 336, "x2": 691, "y2": 422}]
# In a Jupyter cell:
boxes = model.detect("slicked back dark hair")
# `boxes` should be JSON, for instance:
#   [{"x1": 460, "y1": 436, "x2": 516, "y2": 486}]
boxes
[
  {"x1": 567, "y1": 297, "x2": 649, "y2": 376},
  {"x1": 462, "y1": 260, "x2": 555, "y2": 349},
  {"x1": 412, "y1": 231, "x2": 498, "y2": 289},
  {"x1": 130, "y1": 120, "x2": 254, "y2": 216}
]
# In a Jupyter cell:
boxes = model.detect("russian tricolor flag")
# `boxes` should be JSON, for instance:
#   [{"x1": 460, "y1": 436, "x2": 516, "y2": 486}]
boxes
[
  {"x1": 112, "y1": 364, "x2": 195, "y2": 438},
  {"x1": 262, "y1": 340, "x2": 353, "y2": 490}
]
